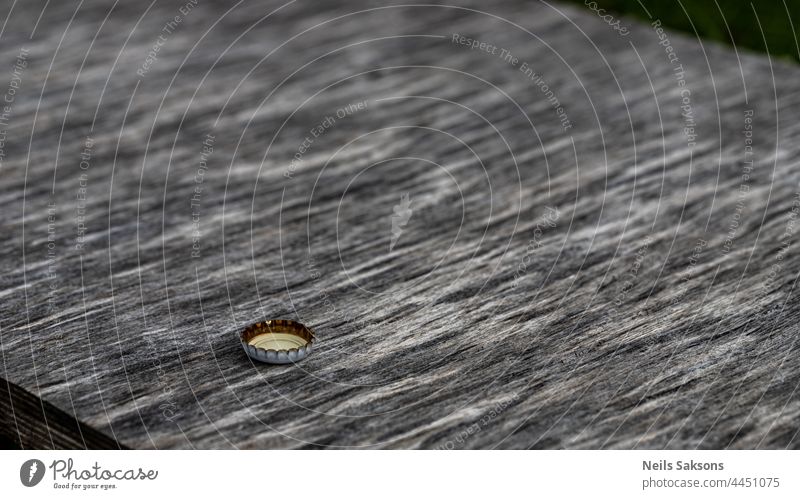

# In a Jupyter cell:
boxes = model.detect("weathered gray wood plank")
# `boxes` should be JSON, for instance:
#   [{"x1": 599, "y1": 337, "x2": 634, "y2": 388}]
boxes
[{"x1": 1, "y1": 0, "x2": 799, "y2": 449}]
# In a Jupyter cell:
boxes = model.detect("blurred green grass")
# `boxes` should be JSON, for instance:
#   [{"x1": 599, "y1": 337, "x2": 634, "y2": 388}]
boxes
[{"x1": 564, "y1": 0, "x2": 800, "y2": 62}]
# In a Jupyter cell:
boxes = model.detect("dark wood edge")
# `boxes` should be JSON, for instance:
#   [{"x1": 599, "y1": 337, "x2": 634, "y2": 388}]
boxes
[{"x1": 0, "y1": 377, "x2": 126, "y2": 450}]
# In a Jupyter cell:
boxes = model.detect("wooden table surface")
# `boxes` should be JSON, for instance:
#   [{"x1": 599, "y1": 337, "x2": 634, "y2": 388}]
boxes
[{"x1": 1, "y1": 0, "x2": 799, "y2": 449}]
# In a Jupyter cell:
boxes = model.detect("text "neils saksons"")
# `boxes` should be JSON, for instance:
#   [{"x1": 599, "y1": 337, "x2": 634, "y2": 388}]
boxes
[{"x1": 643, "y1": 460, "x2": 724, "y2": 471}]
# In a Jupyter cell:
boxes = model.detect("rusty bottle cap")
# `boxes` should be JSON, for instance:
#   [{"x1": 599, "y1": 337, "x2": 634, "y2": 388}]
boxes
[{"x1": 240, "y1": 320, "x2": 315, "y2": 364}]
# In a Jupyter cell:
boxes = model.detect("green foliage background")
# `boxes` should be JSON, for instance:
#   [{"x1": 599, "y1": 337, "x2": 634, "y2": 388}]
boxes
[{"x1": 565, "y1": 0, "x2": 800, "y2": 62}]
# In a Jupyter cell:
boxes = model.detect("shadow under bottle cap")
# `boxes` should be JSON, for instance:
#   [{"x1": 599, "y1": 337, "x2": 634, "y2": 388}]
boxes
[{"x1": 240, "y1": 320, "x2": 315, "y2": 364}]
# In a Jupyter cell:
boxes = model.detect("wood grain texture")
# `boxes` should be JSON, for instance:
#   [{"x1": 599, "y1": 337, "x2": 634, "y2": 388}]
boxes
[
  {"x1": 1, "y1": 0, "x2": 799, "y2": 449},
  {"x1": 0, "y1": 378, "x2": 123, "y2": 449}
]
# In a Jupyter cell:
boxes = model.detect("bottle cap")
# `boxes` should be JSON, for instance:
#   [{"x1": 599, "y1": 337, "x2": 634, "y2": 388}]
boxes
[{"x1": 240, "y1": 320, "x2": 315, "y2": 364}]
